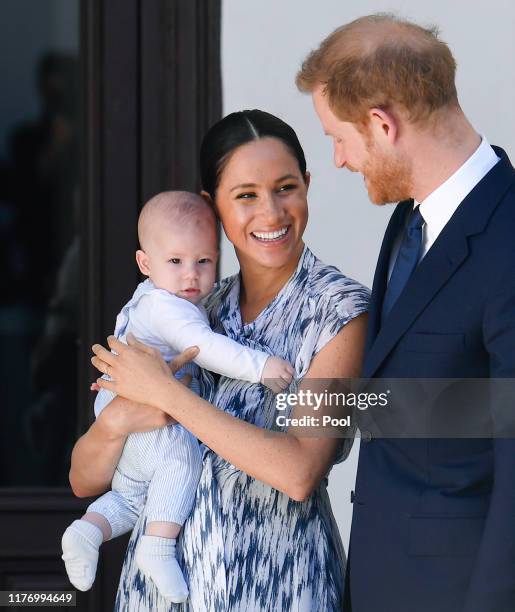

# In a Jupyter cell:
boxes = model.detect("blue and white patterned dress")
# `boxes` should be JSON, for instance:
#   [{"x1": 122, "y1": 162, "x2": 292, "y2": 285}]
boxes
[{"x1": 114, "y1": 246, "x2": 370, "y2": 611}]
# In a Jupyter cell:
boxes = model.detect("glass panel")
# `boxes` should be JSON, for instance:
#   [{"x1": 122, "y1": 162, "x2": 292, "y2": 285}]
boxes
[{"x1": 0, "y1": 0, "x2": 80, "y2": 486}]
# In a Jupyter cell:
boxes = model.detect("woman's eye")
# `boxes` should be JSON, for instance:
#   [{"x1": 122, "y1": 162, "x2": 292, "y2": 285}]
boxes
[
  {"x1": 279, "y1": 183, "x2": 296, "y2": 193},
  {"x1": 198, "y1": 258, "x2": 211, "y2": 264},
  {"x1": 169, "y1": 258, "x2": 181, "y2": 264},
  {"x1": 236, "y1": 192, "x2": 256, "y2": 200}
]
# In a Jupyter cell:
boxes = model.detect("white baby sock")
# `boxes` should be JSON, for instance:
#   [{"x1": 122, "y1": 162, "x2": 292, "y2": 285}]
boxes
[
  {"x1": 135, "y1": 535, "x2": 188, "y2": 603},
  {"x1": 61, "y1": 519, "x2": 104, "y2": 591}
]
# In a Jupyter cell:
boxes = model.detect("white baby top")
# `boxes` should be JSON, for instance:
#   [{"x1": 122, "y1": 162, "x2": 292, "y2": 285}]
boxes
[{"x1": 113, "y1": 279, "x2": 269, "y2": 383}]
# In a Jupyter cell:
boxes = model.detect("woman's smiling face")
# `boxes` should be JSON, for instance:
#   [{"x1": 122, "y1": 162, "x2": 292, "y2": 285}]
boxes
[{"x1": 214, "y1": 137, "x2": 309, "y2": 270}]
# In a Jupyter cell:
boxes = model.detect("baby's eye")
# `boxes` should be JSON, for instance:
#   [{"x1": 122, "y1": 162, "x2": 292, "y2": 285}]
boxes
[
  {"x1": 169, "y1": 258, "x2": 181, "y2": 264},
  {"x1": 198, "y1": 258, "x2": 211, "y2": 264}
]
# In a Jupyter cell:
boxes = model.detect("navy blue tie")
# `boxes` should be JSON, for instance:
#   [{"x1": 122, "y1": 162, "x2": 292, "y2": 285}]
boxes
[{"x1": 381, "y1": 207, "x2": 424, "y2": 322}]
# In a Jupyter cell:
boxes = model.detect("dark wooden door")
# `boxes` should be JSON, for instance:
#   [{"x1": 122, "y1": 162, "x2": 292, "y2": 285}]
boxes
[{"x1": 0, "y1": 1, "x2": 221, "y2": 609}]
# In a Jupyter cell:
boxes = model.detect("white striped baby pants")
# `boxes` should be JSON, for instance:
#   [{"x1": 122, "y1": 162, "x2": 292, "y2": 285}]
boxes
[{"x1": 88, "y1": 387, "x2": 203, "y2": 538}]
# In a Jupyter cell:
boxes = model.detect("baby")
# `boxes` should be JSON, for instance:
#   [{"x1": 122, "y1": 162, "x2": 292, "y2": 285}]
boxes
[{"x1": 61, "y1": 191, "x2": 294, "y2": 603}]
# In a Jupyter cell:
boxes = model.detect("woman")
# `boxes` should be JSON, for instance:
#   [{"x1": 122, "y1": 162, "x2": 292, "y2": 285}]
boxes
[{"x1": 72, "y1": 110, "x2": 369, "y2": 611}]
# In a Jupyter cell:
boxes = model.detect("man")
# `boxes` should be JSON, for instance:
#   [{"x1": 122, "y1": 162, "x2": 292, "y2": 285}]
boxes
[{"x1": 297, "y1": 14, "x2": 515, "y2": 612}]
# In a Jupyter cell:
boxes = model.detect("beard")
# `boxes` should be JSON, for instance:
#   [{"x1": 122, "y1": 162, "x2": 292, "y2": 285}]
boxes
[{"x1": 361, "y1": 140, "x2": 413, "y2": 205}]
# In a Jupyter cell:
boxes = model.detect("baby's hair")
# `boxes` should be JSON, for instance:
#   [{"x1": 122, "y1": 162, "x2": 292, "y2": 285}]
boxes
[{"x1": 138, "y1": 190, "x2": 215, "y2": 251}]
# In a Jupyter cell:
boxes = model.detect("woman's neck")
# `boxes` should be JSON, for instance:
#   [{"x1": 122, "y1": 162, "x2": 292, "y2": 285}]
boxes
[{"x1": 237, "y1": 243, "x2": 304, "y2": 323}]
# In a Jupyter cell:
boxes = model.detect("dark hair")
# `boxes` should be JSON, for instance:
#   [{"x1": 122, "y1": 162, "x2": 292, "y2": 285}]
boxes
[{"x1": 200, "y1": 110, "x2": 307, "y2": 198}]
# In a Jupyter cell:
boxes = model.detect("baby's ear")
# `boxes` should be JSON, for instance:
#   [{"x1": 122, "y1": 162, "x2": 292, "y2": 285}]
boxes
[{"x1": 136, "y1": 250, "x2": 150, "y2": 276}]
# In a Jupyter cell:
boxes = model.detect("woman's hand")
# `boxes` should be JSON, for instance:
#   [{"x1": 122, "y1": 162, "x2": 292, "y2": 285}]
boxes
[{"x1": 91, "y1": 334, "x2": 199, "y2": 410}]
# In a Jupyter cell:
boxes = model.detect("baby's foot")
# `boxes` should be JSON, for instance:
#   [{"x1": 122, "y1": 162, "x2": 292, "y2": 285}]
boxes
[
  {"x1": 135, "y1": 535, "x2": 188, "y2": 603},
  {"x1": 61, "y1": 520, "x2": 103, "y2": 591}
]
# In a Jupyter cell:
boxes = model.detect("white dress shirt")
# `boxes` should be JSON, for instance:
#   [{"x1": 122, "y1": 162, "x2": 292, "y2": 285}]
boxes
[{"x1": 388, "y1": 136, "x2": 500, "y2": 280}]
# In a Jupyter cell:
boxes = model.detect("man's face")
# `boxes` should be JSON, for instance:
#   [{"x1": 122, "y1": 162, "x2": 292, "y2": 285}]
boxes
[{"x1": 312, "y1": 86, "x2": 413, "y2": 204}]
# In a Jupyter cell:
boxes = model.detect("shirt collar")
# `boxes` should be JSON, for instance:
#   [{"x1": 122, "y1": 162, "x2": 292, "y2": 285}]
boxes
[{"x1": 415, "y1": 136, "x2": 500, "y2": 236}]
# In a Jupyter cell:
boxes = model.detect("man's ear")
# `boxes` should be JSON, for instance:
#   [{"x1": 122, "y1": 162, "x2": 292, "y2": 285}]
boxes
[
  {"x1": 136, "y1": 249, "x2": 150, "y2": 276},
  {"x1": 368, "y1": 107, "x2": 398, "y2": 144}
]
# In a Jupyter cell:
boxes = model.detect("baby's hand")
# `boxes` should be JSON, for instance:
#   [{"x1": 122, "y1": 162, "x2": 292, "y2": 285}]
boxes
[{"x1": 261, "y1": 356, "x2": 295, "y2": 393}]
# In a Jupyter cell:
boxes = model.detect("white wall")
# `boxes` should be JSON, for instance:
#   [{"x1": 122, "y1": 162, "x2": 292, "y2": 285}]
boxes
[{"x1": 221, "y1": 0, "x2": 515, "y2": 549}]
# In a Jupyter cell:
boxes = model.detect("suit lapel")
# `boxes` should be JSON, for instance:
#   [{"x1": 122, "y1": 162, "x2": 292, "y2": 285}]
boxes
[
  {"x1": 364, "y1": 227, "x2": 468, "y2": 377},
  {"x1": 363, "y1": 146, "x2": 514, "y2": 378}
]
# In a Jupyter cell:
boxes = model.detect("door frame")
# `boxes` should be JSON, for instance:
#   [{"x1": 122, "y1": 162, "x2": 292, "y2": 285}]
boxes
[{"x1": 0, "y1": 2, "x2": 221, "y2": 609}]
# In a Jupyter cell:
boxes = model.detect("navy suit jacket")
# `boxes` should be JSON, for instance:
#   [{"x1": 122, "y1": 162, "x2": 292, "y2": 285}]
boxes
[{"x1": 346, "y1": 147, "x2": 515, "y2": 612}]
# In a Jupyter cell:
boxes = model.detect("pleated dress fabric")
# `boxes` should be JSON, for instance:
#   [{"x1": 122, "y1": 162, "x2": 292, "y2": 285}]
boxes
[{"x1": 114, "y1": 246, "x2": 370, "y2": 612}]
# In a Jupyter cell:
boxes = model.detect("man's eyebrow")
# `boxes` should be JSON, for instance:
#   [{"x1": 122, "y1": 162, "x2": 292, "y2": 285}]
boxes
[{"x1": 230, "y1": 183, "x2": 257, "y2": 192}]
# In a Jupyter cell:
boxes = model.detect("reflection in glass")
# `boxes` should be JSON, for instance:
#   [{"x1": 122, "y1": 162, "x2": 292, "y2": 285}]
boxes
[{"x1": 0, "y1": 0, "x2": 80, "y2": 486}]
